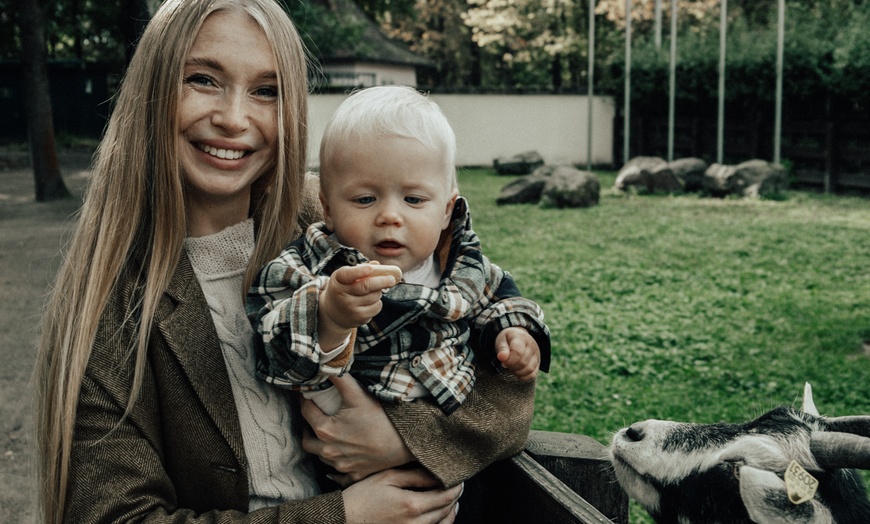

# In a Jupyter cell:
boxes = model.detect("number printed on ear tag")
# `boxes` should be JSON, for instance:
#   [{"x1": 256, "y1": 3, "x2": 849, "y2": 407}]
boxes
[{"x1": 784, "y1": 460, "x2": 818, "y2": 505}]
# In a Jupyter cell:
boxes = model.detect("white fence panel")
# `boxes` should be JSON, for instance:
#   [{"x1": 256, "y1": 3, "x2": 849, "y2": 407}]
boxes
[{"x1": 308, "y1": 93, "x2": 615, "y2": 169}]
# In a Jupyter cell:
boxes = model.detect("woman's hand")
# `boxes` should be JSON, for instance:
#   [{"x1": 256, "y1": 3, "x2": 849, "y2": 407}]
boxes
[
  {"x1": 342, "y1": 468, "x2": 461, "y2": 524},
  {"x1": 301, "y1": 374, "x2": 415, "y2": 484}
]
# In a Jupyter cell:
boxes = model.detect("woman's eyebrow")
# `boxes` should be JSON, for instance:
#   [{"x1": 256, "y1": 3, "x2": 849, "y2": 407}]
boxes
[
  {"x1": 185, "y1": 56, "x2": 277, "y2": 81},
  {"x1": 185, "y1": 56, "x2": 224, "y2": 71}
]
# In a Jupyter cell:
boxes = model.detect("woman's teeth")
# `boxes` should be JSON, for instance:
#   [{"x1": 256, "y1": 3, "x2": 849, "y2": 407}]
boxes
[{"x1": 199, "y1": 144, "x2": 245, "y2": 160}]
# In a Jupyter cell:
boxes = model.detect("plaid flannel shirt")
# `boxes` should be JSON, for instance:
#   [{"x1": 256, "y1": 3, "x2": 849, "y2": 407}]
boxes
[{"x1": 247, "y1": 198, "x2": 550, "y2": 414}]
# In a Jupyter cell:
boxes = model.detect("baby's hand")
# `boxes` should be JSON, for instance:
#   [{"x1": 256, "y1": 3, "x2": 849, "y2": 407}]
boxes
[
  {"x1": 494, "y1": 327, "x2": 540, "y2": 381},
  {"x1": 321, "y1": 263, "x2": 402, "y2": 331},
  {"x1": 365, "y1": 262, "x2": 403, "y2": 282}
]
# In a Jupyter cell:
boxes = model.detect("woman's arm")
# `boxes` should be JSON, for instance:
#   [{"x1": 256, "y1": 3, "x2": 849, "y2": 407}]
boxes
[
  {"x1": 68, "y1": 371, "x2": 346, "y2": 524},
  {"x1": 71, "y1": 378, "x2": 458, "y2": 524},
  {"x1": 384, "y1": 362, "x2": 537, "y2": 487},
  {"x1": 302, "y1": 361, "x2": 536, "y2": 488},
  {"x1": 69, "y1": 286, "x2": 458, "y2": 524}
]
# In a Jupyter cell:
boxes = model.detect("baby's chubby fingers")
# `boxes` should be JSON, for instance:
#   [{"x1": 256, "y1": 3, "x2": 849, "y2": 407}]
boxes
[
  {"x1": 495, "y1": 328, "x2": 540, "y2": 381},
  {"x1": 360, "y1": 264, "x2": 402, "y2": 294},
  {"x1": 366, "y1": 263, "x2": 403, "y2": 281},
  {"x1": 332, "y1": 263, "x2": 402, "y2": 295}
]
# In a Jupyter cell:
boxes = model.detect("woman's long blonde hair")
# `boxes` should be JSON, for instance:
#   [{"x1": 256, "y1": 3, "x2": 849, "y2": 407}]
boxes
[{"x1": 34, "y1": 1, "x2": 309, "y2": 521}]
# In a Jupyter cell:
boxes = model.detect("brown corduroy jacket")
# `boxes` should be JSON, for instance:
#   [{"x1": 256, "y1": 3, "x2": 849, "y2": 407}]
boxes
[{"x1": 65, "y1": 200, "x2": 537, "y2": 523}]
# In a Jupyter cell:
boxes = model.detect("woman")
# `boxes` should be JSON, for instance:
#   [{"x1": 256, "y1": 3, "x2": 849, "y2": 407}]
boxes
[{"x1": 34, "y1": 0, "x2": 537, "y2": 523}]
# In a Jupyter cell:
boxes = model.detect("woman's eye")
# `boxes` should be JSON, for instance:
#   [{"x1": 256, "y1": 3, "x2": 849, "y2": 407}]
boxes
[
  {"x1": 355, "y1": 196, "x2": 375, "y2": 205},
  {"x1": 184, "y1": 74, "x2": 214, "y2": 87},
  {"x1": 254, "y1": 85, "x2": 278, "y2": 98}
]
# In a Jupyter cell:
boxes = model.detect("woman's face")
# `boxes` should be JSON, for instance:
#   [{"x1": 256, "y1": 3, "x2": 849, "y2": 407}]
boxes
[{"x1": 178, "y1": 9, "x2": 279, "y2": 232}]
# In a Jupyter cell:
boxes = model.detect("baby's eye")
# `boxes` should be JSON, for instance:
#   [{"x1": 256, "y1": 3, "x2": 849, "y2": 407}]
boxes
[
  {"x1": 355, "y1": 196, "x2": 375, "y2": 205},
  {"x1": 404, "y1": 196, "x2": 424, "y2": 205}
]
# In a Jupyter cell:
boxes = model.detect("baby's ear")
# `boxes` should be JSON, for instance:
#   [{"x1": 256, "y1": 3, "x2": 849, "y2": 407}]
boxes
[
  {"x1": 442, "y1": 190, "x2": 458, "y2": 229},
  {"x1": 319, "y1": 190, "x2": 334, "y2": 231}
]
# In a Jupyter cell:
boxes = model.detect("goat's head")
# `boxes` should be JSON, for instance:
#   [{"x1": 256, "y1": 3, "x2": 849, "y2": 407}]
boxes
[{"x1": 610, "y1": 384, "x2": 870, "y2": 523}]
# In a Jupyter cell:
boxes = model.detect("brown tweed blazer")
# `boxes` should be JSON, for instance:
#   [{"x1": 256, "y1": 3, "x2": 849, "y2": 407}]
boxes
[{"x1": 65, "y1": 182, "x2": 537, "y2": 523}]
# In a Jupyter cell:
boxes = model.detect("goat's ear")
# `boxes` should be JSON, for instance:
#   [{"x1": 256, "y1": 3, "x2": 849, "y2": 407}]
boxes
[
  {"x1": 739, "y1": 466, "x2": 833, "y2": 524},
  {"x1": 801, "y1": 382, "x2": 820, "y2": 416}
]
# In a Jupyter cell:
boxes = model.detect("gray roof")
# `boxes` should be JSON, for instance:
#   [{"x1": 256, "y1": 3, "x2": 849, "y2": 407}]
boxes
[{"x1": 324, "y1": 0, "x2": 434, "y2": 68}]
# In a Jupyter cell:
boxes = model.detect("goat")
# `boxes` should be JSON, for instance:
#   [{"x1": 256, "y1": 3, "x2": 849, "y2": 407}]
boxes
[{"x1": 610, "y1": 384, "x2": 870, "y2": 523}]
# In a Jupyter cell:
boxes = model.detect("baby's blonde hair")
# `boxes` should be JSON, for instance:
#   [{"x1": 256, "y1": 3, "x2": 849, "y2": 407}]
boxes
[{"x1": 319, "y1": 85, "x2": 458, "y2": 191}]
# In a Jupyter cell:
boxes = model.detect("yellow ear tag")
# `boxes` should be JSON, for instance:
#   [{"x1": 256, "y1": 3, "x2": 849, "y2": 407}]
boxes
[{"x1": 784, "y1": 460, "x2": 818, "y2": 505}]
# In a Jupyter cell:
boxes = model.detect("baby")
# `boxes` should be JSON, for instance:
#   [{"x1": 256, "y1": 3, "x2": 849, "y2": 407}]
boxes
[{"x1": 247, "y1": 85, "x2": 550, "y2": 415}]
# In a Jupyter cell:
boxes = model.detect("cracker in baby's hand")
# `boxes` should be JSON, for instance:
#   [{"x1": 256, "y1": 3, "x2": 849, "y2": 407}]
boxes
[{"x1": 367, "y1": 264, "x2": 403, "y2": 282}]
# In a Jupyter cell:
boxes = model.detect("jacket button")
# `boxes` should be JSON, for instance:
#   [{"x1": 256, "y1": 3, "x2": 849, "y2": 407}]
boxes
[{"x1": 411, "y1": 355, "x2": 422, "y2": 367}]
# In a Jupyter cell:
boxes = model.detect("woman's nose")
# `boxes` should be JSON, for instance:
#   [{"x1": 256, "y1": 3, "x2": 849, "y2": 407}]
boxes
[{"x1": 212, "y1": 92, "x2": 249, "y2": 133}]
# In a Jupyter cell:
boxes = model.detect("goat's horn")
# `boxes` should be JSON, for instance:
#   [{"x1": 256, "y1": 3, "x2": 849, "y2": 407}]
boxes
[
  {"x1": 810, "y1": 431, "x2": 870, "y2": 470},
  {"x1": 823, "y1": 416, "x2": 870, "y2": 438},
  {"x1": 801, "y1": 382, "x2": 819, "y2": 416}
]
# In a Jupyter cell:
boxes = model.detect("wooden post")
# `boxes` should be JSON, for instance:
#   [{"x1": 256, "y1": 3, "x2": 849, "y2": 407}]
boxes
[
  {"x1": 824, "y1": 94, "x2": 838, "y2": 193},
  {"x1": 462, "y1": 431, "x2": 629, "y2": 523},
  {"x1": 526, "y1": 430, "x2": 630, "y2": 524}
]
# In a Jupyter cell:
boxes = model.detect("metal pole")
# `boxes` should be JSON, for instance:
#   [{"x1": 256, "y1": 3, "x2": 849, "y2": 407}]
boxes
[
  {"x1": 717, "y1": 0, "x2": 726, "y2": 164},
  {"x1": 624, "y1": 0, "x2": 632, "y2": 164},
  {"x1": 587, "y1": 0, "x2": 595, "y2": 171},
  {"x1": 667, "y1": 0, "x2": 677, "y2": 161},
  {"x1": 774, "y1": 0, "x2": 784, "y2": 164},
  {"x1": 655, "y1": 0, "x2": 662, "y2": 48}
]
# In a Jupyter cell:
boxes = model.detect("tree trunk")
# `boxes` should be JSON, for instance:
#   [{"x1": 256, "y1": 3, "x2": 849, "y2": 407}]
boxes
[{"x1": 19, "y1": 0, "x2": 70, "y2": 202}]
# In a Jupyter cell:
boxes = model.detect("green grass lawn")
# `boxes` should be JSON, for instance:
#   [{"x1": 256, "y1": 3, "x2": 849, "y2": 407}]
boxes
[{"x1": 458, "y1": 167, "x2": 870, "y2": 521}]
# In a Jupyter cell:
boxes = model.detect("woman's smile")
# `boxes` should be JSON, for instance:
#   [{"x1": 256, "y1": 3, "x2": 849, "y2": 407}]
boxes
[{"x1": 196, "y1": 143, "x2": 247, "y2": 160}]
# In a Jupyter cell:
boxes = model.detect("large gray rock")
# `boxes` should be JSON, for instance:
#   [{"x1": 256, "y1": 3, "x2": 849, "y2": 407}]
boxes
[
  {"x1": 703, "y1": 160, "x2": 788, "y2": 198},
  {"x1": 615, "y1": 156, "x2": 683, "y2": 194},
  {"x1": 668, "y1": 157, "x2": 708, "y2": 192},
  {"x1": 496, "y1": 170, "x2": 549, "y2": 205},
  {"x1": 493, "y1": 150, "x2": 545, "y2": 175},
  {"x1": 540, "y1": 166, "x2": 600, "y2": 208}
]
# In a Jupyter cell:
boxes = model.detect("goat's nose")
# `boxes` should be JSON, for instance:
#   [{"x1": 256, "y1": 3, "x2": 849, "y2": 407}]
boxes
[{"x1": 625, "y1": 424, "x2": 645, "y2": 442}]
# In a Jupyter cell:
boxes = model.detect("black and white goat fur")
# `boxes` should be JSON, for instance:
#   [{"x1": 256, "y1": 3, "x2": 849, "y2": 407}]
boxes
[{"x1": 610, "y1": 384, "x2": 870, "y2": 523}]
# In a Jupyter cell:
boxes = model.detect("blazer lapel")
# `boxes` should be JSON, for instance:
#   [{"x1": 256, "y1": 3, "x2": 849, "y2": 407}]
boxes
[{"x1": 154, "y1": 254, "x2": 247, "y2": 465}]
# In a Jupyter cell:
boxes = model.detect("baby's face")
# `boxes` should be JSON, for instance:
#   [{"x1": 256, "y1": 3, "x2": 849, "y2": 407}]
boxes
[{"x1": 320, "y1": 135, "x2": 457, "y2": 273}]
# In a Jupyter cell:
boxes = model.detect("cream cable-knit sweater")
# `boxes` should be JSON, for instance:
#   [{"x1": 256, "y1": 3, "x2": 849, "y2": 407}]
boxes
[{"x1": 184, "y1": 219, "x2": 319, "y2": 510}]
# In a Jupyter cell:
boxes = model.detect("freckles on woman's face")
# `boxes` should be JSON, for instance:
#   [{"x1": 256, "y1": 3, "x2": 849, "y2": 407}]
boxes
[{"x1": 177, "y1": 9, "x2": 280, "y2": 223}]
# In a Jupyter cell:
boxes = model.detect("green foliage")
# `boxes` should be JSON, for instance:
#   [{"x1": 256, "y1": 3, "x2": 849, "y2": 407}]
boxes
[
  {"x1": 284, "y1": 1, "x2": 368, "y2": 66},
  {"x1": 602, "y1": 0, "x2": 870, "y2": 113},
  {"x1": 6, "y1": 0, "x2": 870, "y2": 105},
  {"x1": 827, "y1": 3, "x2": 870, "y2": 102}
]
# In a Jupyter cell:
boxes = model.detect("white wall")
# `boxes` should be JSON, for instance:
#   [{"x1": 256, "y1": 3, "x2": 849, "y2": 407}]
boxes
[{"x1": 307, "y1": 93, "x2": 615, "y2": 169}]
